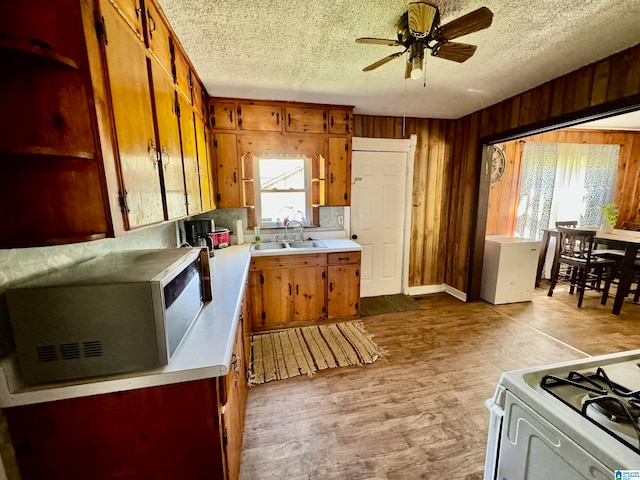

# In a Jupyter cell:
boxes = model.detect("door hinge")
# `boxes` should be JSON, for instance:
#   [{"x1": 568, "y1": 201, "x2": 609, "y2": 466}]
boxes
[
  {"x1": 222, "y1": 426, "x2": 228, "y2": 446},
  {"x1": 261, "y1": 311, "x2": 266, "y2": 320},
  {"x1": 322, "y1": 306, "x2": 326, "y2": 314},
  {"x1": 355, "y1": 269, "x2": 359, "y2": 277},
  {"x1": 216, "y1": 193, "x2": 221, "y2": 202},
  {"x1": 119, "y1": 190, "x2": 129, "y2": 212},
  {"x1": 168, "y1": 37, "x2": 175, "y2": 57},
  {"x1": 260, "y1": 273, "x2": 264, "y2": 284},
  {"x1": 213, "y1": 139, "x2": 218, "y2": 148},
  {"x1": 94, "y1": 14, "x2": 108, "y2": 45},
  {"x1": 174, "y1": 97, "x2": 181, "y2": 117},
  {"x1": 344, "y1": 193, "x2": 348, "y2": 201},
  {"x1": 322, "y1": 271, "x2": 325, "y2": 279},
  {"x1": 355, "y1": 302, "x2": 359, "y2": 312}
]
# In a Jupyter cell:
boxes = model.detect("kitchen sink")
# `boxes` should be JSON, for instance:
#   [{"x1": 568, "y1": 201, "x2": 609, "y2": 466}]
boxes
[
  {"x1": 250, "y1": 240, "x2": 327, "y2": 251},
  {"x1": 287, "y1": 240, "x2": 326, "y2": 248},
  {"x1": 252, "y1": 242, "x2": 287, "y2": 250}
]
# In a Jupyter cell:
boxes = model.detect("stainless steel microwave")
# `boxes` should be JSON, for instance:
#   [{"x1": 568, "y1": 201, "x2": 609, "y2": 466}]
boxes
[{"x1": 6, "y1": 248, "x2": 211, "y2": 385}]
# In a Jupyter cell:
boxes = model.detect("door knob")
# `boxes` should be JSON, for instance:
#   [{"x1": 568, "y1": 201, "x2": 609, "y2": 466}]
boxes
[{"x1": 351, "y1": 234, "x2": 358, "y2": 240}]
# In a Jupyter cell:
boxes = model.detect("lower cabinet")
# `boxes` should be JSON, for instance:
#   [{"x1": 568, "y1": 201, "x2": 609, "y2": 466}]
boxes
[{"x1": 249, "y1": 251, "x2": 361, "y2": 330}]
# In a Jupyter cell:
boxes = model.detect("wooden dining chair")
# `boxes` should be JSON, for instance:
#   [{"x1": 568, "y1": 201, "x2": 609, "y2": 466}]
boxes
[{"x1": 547, "y1": 227, "x2": 618, "y2": 307}]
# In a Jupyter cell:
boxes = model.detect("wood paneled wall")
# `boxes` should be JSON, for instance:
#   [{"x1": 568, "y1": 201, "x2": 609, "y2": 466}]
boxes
[
  {"x1": 354, "y1": 116, "x2": 455, "y2": 287},
  {"x1": 355, "y1": 42, "x2": 640, "y2": 295},
  {"x1": 458, "y1": 43, "x2": 640, "y2": 299},
  {"x1": 486, "y1": 130, "x2": 640, "y2": 236}
]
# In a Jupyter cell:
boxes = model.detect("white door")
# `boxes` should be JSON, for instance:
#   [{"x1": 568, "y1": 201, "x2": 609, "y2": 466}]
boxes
[{"x1": 351, "y1": 149, "x2": 407, "y2": 297}]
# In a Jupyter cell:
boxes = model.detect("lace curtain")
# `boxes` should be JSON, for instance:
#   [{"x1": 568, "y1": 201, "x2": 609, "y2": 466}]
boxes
[{"x1": 514, "y1": 142, "x2": 619, "y2": 241}]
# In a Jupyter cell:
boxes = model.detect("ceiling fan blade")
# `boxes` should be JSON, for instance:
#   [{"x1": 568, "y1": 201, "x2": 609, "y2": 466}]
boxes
[
  {"x1": 431, "y1": 42, "x2": 477, "y2": 63},
  {"x1": 408, "y1": 2, "x2": 437, "y2": 38},
  {"x1": 362, "y1": 51, "x2": 404, "y2": 71},
  {"x1": 434, "y1": 6, "x2": 493, "y2": 41},
  {"x1": 356, "y1": 37, "x2": 400, "y2": 46}
]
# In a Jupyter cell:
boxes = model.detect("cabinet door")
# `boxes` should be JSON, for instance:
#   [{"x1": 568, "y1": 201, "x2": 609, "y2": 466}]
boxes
[
  {"x1": 210, "y1": 101, "x2": 236, "y2": 130},
  {"x1": 174, "y1": 48, "x2": 192, "y2": 102},
  {"x1": 110, "y1": 0, "x2": 144, "y2": 40},
  {"x1": 327, "y1": 264, "x2": 360, "y2": 318},
  {"x1": 144, "y1": 0, "x2": 172, "y2": 76},
  {"x1": 100, "y1": 0, "x2": 164, "y2": 228},
  {"x1": 149, "y1": 60, "x2": 186, "y2": 220},
  {"x1": 192, "y1": 77, "x2": 204, "y2": 117},
  {"x1": 293, "y1": 266, "x2": 326, "y2": 321},
  {"x1": 238, "y1": 104, "x2": 282, "y2": 132},
  {"x1": 328, "y1": 109, "x2": 352, "y2": 135},
  {"x1": 260, "y1": 269, "x2": 293, "y2": 324},
  {"x1": 285, "y1": 107, "x2": 327, "y2": 133},
  {"x1": 178, "y1": 95, "x2": 202, "y2": 215},
  {"x1": 195, "y1": 115, "x2": 214, "y2": 211},
  {"x1": 213, "y1": 133, "x2": 241, "y2": 208},
  {"x1": 327, "y1": 137, "x2": 351, "y2": 206}
]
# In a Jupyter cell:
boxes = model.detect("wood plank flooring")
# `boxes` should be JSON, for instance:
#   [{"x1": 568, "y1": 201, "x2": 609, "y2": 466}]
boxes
[{"x1": 239, "y1": 283, "x2": 640, "y2": 480}]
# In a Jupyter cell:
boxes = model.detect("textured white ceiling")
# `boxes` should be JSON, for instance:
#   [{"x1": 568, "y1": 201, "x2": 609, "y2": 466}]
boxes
[{"x1": 159, "y1": 0, "x2": 640, "y2": 119}]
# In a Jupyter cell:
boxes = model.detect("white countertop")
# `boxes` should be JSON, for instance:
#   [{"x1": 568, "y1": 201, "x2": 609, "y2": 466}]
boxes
[
  {"x1": 0, "y1": 245, "x2": 252, "y2": 408},
  {"x1": 249, "y1": 238, "x2": 362, "y2": 256}
]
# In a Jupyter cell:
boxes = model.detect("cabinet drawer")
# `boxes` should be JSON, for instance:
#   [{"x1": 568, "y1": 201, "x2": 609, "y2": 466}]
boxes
[
  {"x1": 328, "y1": 251, "x2": 361, "y2": 265},
  {"x1": 250, "y1": 253, "x2": 327, "y2": 270}
]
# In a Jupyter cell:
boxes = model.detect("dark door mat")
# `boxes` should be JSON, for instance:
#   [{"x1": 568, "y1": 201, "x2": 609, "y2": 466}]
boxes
[{"x1": 359, "y1": 294, "x2": 424, "y2": 317}]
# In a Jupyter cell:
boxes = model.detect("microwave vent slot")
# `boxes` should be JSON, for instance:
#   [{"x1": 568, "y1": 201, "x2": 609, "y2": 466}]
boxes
[
  {"x1": 82, "y1": 341, "x2": 102, "y2": 357},
  {"x1": 36, "y1": 345, "x2": 57, "y2": 362},
  {"x1": 60, "y1": 343, "x2": 80, "y2": 360}
]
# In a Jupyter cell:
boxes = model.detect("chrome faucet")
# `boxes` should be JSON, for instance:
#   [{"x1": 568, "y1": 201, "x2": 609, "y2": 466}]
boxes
[{"x1": 284, "y1": 220, "x2": 304, "y2": 241}]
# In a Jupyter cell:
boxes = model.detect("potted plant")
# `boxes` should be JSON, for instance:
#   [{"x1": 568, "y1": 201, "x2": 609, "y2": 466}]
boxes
[{"x1": 600, "y1": 203, "x2": 619, "y2": 232}]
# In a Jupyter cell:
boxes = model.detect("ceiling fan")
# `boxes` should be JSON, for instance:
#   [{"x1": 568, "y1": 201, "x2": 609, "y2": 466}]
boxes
[{"x1": 356, "y1": 2, "x2": 493, "y2": 80}]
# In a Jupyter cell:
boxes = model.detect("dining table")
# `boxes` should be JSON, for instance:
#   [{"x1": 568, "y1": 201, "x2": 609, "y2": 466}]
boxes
[
  {"x1": 594, "y1": 228, "x2": 640, "y2": 315},
  {"x1": 535, "y1": 228, "x2": 640, "y2": 315}
]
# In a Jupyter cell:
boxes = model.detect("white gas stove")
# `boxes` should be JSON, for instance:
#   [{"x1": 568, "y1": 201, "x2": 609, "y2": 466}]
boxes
[{"x1": 484, "y1": 350, "x2": 640, "y2": 480}]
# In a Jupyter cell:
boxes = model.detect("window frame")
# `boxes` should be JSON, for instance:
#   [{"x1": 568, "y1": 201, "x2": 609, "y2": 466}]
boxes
[{"x1": 254, "y1": 155, "x2": 312, "y2": 228}]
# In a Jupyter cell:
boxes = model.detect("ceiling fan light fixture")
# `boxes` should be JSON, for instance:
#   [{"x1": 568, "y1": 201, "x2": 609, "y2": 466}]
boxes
[{"x1": 410, "y1": 55, "x2": 423, "y2": 79}]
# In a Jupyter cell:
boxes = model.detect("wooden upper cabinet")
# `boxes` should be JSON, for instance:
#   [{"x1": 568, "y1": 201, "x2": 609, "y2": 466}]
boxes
[
  {"x1": 210, "y1": 101, "x2": 236, "y2": 130},
  {"x1": 174, "y1": 47, "x2": 191, "y2": 102},
  {"x1": 195, "y1": 116, "x2": 214, "y2": 212},
  {"x1": 100, "y1": 0, "x2": 164, "y2": 228},
  {"x1": 178, "y1": 95, "x2": 202, "y2": 216},
  {"x1": 110, "y1": 0, "x2": 144, "y2": 40},
  {"x1": 237, "y1": 103, "x2": 282, "y2": 132},
  {"x1": 285, "y1": 107, "x2": 327, "y2": 134},
  {"x1": 328, "y1": 109, "x2": 352, "y2": 135},
  {"x1": 191, "y1": 78, "x2": 205, "y2": 117},
  {"x1": 149, "y1": 60, "x2": 186, "y2": 220},
  {"x1": 327, "y1": 137, "x2": 351, "y2": 206},
  {"x1": 0, "y1": 0, "x2": 87, "y2": 67},
  {"x1": 213, "y1": 133, "x2": 241, "y2": 208},
  {"x1": 144, "y1": 0, "x2": 172, "y2": 76}
]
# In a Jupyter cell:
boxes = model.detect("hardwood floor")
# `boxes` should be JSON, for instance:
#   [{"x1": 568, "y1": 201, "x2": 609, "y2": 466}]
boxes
[{"x1": 239, "y1": 284, "x2": 640, "y2": 480}]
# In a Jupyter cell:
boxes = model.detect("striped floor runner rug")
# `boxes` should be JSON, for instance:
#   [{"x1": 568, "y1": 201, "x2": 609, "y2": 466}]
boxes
[{"x1": 249, "y1": 322, "x2": 387, "y2": 385}]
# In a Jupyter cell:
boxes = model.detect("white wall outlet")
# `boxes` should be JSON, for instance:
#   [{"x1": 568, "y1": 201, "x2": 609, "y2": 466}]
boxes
[{"x1": 338, "y1": 215, "x2": 344, "y2": 226}]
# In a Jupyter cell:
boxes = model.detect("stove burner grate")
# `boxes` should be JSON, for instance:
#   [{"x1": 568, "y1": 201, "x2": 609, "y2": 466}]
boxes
[{"x1": 541, "y1": 367, "x2": 640, "y2": 453}]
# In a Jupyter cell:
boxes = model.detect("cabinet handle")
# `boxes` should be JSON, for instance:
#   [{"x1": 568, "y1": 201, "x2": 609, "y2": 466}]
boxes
[
  {"x1": 146, "y1": 9, "x2": 156, "y2": 38},
  {"x1": 330, "y1": 173, "x2": 334, "y2": 184},
  {"x1": 288, "y1": 113, "x2": 291, "y2": 125},
  {"x1": 289, "y1": 283, "x2": 292, "y2": 296},
  {"x1": 233, "y1": 171, "x2": 237, "y2": 183},
  {"x1": 148, "y1": 138, "x2": 158, "y2": 168},
  {"x1": 229, "y1": 111, "x2": 233, "y2": 124},
  {"x1": 329, "y1": 282, "x2": 333, "y2": 292},
  {"x1": 331, "y1": 116, "x2": 334, "y2": 127},
  {"x1": 161, "y1": 146, "x2": 170, "y2": 168},
  {"x1": 230, "y1": 352, "x2": 239, "y2": 366},
  {"x1": 296, "y1": 284, "x2": 299, "y2": 295},
  {"x1": 276, "y1": 113, "x2": 280, "y2": 125}
]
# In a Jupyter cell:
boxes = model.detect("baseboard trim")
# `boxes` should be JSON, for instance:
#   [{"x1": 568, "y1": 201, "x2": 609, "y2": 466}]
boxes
[
  {"x1": 406, "y1": 285, "x2": 445, "y2": 295},
  {"x1": 444, "y1": 285, "x2": 467, "y2": 302}
]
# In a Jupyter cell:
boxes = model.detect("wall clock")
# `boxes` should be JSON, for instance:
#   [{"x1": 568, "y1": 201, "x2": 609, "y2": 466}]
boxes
[{"x1": 490, "y1": 145, "x2": 506, "y2": 186}]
